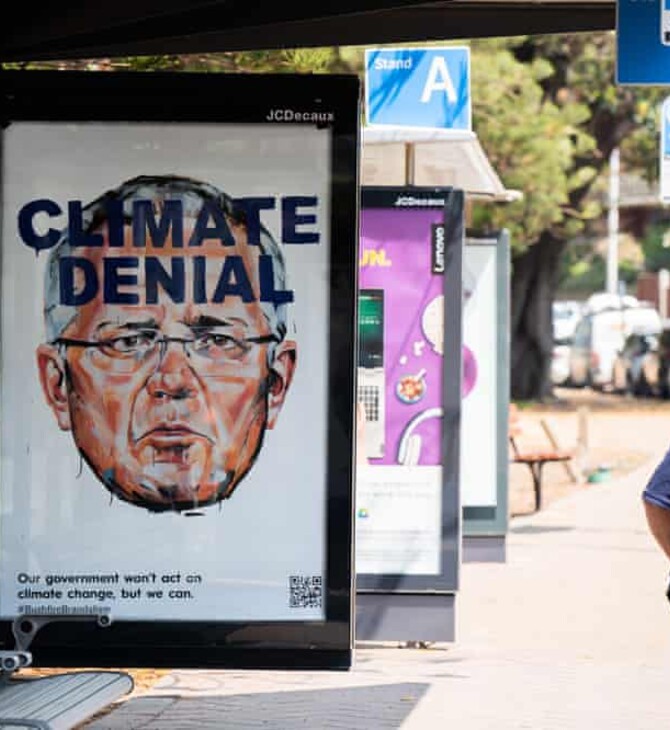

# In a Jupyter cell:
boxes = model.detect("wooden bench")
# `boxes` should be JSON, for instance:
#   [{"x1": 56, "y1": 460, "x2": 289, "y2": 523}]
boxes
[{"x1": 508, "y1": 404, "x2": 574, "y2": 512}]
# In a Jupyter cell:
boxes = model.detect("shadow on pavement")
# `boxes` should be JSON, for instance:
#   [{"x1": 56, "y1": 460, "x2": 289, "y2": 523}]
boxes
[
  {"x1": 86, "y1": 682, "x2": 431, "y2": 729},
  {"x1": 510, "y1": 525, "x2": 575, "y2": 534}
]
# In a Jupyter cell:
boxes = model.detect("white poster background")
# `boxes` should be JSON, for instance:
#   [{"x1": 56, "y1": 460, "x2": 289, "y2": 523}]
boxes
[
  {"x1": 0, "y1": 122, "x2": 331, "y2": 621},
  {"x1": 460, "y1": 242, "x2": 497, "y2": 507},
  {"x1": 356, "y1": 466, "x2": 441, "y2": 575}
]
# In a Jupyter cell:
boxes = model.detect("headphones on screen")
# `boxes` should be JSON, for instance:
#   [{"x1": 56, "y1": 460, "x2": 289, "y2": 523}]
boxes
[{"x1": 396, "y1": 407, "x2": 444, "y2": 466}]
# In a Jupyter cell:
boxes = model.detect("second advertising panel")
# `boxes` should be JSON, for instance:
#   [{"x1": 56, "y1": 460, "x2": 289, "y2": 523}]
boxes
[{"x1": 356, "y1": 187, "x2": 463, "y2": 593}]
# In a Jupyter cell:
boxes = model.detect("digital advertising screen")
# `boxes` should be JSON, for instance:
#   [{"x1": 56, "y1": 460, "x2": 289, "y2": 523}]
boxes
[
  {"x1": 356, "y1": 187, "x2": 463, "y2": 593},
  {"x1": 0, "y1": 70, "x2": 359, "y2": 668},
  {"x1": 358, "y1": 289, "x2": 384, "y2": 370}
]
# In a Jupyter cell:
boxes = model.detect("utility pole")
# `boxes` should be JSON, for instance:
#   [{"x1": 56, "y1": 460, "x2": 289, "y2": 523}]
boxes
[
  {"x1": 606, "y1": 147, "x2": 620, "y2": 295},
  {"x1": 660, "y1": 268, "x2": 669, "y2": 321}
]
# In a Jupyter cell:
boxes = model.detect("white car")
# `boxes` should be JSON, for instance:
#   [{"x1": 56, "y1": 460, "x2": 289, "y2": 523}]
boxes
[
  {"x1": 552, "y1": 300, "x2": 582, "y2": 342},
  {"x1": 569, "y1": 300, "x2": 662, "y2": 389},
  {"x1": 552, "y1": 300, "x2": 582, "y2": 386},
  {"x1": 551, "y1": 342, "x2": 571, "y2": 386}
]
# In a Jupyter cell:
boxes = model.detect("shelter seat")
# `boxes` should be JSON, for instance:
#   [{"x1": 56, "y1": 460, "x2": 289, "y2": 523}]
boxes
[{"x1": 0, "y1": 670, "x2": 133, "y2": 729}]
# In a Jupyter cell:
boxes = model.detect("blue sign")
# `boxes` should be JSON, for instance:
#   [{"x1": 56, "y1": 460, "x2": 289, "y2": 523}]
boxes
[
  {"x1": 617, "y1": 0, "x2": 670, "y2": 84},
  {"x1": 365, "y1": 47, "x2": 471, "y2": 130}
]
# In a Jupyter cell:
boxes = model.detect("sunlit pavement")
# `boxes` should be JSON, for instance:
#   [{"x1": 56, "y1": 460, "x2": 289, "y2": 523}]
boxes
[{"x1": 87, "y1": 440, "x2": 670, "y2": 729}]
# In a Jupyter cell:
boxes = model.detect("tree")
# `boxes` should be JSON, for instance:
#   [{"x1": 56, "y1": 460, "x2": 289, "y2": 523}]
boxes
[
  {"x1": 470, "y1": 34, "x2": 664, "y2": 399},
  {"x1": 640, "y1": 221, "x2": 670, "y2": 273},
  {"x1": 466, "y1": 40, "x2": 589, "y2": 399}
]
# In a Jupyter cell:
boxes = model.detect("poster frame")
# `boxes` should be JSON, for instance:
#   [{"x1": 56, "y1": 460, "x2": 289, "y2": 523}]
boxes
[
  {"x1": 461, "y1": 229, "x2": 510, "y2": 551},
  {"x1": 0, "y1": 69, "x2": 360, "y2": 670},
  {"x1": 355, "y1": 185, "x2": 463, "y2": 595}
]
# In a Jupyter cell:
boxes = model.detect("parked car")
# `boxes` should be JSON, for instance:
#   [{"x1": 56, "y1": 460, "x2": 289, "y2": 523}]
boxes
[
  {"x1": 612, "y1": 323, "x2": 670, "y2": 397},
  {"x1": 551, "y1": 300, "x2": 583, "y2": 387},
  {"x1": 611, "y1": 331, "x2": 660, "y2": 395},
  {"x1": 551, "y1": 338, "x2": 572, "y2": 386},
  {"x1": 568, "y1": 300, "x2": 662, "y2": 389},
  {"x1": 552, "y1": 300, "x2": 582, "y2": 343}
]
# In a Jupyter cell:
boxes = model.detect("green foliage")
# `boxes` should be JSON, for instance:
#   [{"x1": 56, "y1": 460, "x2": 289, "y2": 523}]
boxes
[
  {"x1": 559, "y1": 237, "x2": 605, "y2": 293},
  {"x1": 558, "y1": 228, "x2": 642, "y2": 294},
  {"x1": 469, "y1": 33, "x2": 670, "y2": 261},
  {"x1": 469, "y1": 41, "x2": 591, "y2": 252},
  {"x1": 619, "y1": 258, "x2": 640, "y2": 284},
  {"x1": 1, "y1": 49, "x2": 343, "y2": 75},
  {"x1": 641, "y1": 222, "x2": 670, "y2": 272}
]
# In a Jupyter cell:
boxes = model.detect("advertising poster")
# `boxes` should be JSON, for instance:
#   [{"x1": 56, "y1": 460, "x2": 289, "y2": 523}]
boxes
[
  {"x1": 0, "y1": 71, "x2": 359, "y2": 667},
  {"x1": 356, "y1": 187, "x2": 463, "y2": 592},
  {"x1": 461, "y1": 240, "x2": 497, "y2": 507},
  {"x1": 461, "y1": 230, "x2": 509, "y2": 552}
]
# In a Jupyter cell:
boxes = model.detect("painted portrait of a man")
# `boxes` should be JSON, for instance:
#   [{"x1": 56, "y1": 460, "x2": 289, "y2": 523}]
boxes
[{"x1": 35, "y1": 175, "x2": 297, "y2": 514}]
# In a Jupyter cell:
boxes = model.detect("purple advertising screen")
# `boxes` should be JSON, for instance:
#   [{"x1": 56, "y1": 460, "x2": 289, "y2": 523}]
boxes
[
  {"x1": 356, "y1": 188, "x2": 462, "y2": 592},
  {"x1": 359, "y1": 209, "x2": 445, "y2": 466}
]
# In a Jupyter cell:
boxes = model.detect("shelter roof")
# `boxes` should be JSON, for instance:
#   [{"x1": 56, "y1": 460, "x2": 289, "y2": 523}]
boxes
[
  {"x1": 1, "y1": 1, "x2": 615, "y2": 62},
  {"x1": 362, "y1": 128, "x2": 522, "y2": 201}
]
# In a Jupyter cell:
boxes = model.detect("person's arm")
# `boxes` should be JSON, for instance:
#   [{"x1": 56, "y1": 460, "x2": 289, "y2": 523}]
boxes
[{"x1": 644, "y1": 500, "x2": 670, "y2": 562}]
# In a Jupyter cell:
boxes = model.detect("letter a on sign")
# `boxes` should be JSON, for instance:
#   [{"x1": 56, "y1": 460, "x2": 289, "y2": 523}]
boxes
[{"x1": 421, "y1": 57, "x2": 457, "y2": 104}]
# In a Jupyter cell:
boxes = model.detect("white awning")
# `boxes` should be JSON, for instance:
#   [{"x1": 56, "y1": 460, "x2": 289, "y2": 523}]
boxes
[{"x1": 361, "y1": 127, "x2": 522, "y2": 202}]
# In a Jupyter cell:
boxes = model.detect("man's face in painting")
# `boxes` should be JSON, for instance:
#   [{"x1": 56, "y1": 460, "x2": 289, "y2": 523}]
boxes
[{"x1": 36, "y1": 216, "x2": 296, "y2": 513}]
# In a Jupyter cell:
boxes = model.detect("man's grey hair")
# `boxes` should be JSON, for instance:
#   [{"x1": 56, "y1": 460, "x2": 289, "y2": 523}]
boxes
[{"x1": 44, "y1": 175, "x2": 294, "y2": 346}]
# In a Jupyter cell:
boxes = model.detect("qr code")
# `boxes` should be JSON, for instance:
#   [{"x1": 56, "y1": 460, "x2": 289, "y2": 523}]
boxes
[{"x1": 289, "y1": 575, "x2": 323, "y2": 608}]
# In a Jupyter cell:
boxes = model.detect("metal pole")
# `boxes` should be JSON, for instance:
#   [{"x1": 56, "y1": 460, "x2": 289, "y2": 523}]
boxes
[
  {"x1": 660, "y1": 268, "x2": 670, "y2": 321},
  {"x1": 607, "y1": 148, "x2": 620, "y2": 295}
]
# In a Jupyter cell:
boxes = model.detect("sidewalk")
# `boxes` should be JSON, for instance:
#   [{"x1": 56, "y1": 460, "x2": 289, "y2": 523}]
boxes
[{"x1": 85, "y1": 452, "x2": 670, "y2": 729}]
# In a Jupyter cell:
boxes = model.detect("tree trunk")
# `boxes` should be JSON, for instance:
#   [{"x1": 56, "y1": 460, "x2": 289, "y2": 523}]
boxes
[{"x1": 510, "y1": 231, "x2": 567, "y2": 401}]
